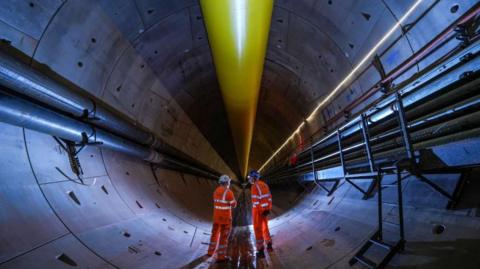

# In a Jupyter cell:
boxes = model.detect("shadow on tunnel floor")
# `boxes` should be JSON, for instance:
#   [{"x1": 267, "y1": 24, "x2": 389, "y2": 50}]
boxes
[{"x1": 388, "y1": 238, "x2": 480, "y2": 269}]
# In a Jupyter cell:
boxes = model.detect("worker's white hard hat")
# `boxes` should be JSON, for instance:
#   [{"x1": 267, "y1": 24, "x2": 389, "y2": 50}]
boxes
[{"x1": 218, "y1": 175, "x2": 231, "y2": 184}]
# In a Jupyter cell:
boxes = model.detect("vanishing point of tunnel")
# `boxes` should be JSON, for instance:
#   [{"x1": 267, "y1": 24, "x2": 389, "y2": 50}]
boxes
[{"x1": 1, "y1": 0, "x2": 480, "y2": 269}]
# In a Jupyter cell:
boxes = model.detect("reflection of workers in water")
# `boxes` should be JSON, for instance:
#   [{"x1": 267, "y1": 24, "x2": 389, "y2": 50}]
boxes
[
  {"x1": 207, "y1": 175, "x2": 237, "y2": 263},
  {"x1": 248, "y1": 170, "x2": 273, "y2": 258}
]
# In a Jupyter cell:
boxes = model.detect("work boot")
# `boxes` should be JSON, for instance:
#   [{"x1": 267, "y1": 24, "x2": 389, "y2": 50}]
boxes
[
  {"x1": 267, "y1": 242, "x2": 273, "y2": 252},
  {"x1": 256, "y1": 249, "x2": 266, "y2": 258}
]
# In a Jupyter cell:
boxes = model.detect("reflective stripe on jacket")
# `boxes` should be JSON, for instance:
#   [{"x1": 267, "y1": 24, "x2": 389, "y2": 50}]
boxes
[
  {"x1": 213, "y1": 186, "x2": 237, "y2": 224},
  {"x1": 251, "y1": 180, "x2": 272, "y2": 211}
]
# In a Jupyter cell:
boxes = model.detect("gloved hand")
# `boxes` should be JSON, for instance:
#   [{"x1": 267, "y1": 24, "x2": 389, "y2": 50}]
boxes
[{"x1": 262, "y1": 210, "x2": 270, "y2": 216}]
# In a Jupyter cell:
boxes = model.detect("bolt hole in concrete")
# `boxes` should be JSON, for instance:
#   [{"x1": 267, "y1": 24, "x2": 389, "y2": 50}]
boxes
[
  {"x1": 123, "y1": 231, "x2": 131, "y2": 238},
  {"x1": 29, "y1": 2, "x2": 34, "y2": 7},
  {"x1": 154, "y1": 251, "x2": 162, "y2": 256},
  {"x1": 450, "y1": 4, "x2": 459, "y2": 13},
  {"x1": 116, "y1": 85, "x2": 121, "y2": 92},
  {"x1": 334, "y1": 226, "x2": 341, "y2": 232},
  {"x1": 67, "y1": 191, "x2": 81, "y2": 205},
  {"x1": 147, "y1": 9, "x2": 154, "y2": 14},
  {"x1": 306, "y1": 246, "x2": 313, "y2": 251},
  {"x1": 432, "y1": 224, "x2": 446, "y2": 235},
  {"x1": 101, "y1": 185, "x2": 109, "y2": 195},
  {"x1": 55, "y1": 253, "x2": 77, "y2": 266},
  {"x1": 361, "y1": 12, "x2": 371, "y2": 21},
  {"x1": 77, "y1": 61, "x2": 83, "y2": 68},
  {"x1": 91, "y1": 37, "x2": 96, "y2": 43}
]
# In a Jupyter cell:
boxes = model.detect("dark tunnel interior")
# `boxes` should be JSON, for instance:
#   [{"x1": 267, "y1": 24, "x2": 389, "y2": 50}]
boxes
[{"x1": 1, "y1": 0, "x2": 480, "y2": 268}]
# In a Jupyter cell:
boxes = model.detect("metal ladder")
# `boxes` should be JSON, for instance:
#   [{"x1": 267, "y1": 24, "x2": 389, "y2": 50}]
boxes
[
  {"x1": 348, "y1": 93, "x2": 408, "y2": 269},
  {"x1": 323, "y1": 92, "x2": 462, "y2": 268}
]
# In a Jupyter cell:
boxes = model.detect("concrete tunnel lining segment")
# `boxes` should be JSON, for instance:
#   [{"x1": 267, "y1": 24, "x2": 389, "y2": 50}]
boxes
[{"x1": 1, "y1": 0, "x2": 480, "y2": 268}]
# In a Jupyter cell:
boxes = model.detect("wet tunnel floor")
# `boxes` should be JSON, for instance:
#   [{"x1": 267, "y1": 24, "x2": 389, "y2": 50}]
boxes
[
  {"x1": 181, "y1": 189, "x2": 285, "y2": 269},
  {"x1": 181, "y1": 226, "x2": 283, "y2": 269}
]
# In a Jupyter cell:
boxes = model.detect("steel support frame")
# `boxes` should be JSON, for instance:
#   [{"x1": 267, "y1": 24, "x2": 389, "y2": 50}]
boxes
[
  {"x1": 395, "y1": 92, "x2": 416, "y2": 161},
  {"x1": 337, "y1": 128, "x2": 377, "y2": 199},
  {"x1": 447, "y1": 170, "x2": 470, "y2": 209},
  {"x1": 275, "y1": 14, "x2": 479, "y2": 269},
  {"x1": 395, "y1": 93, "x2": 457, "y2": 202}
]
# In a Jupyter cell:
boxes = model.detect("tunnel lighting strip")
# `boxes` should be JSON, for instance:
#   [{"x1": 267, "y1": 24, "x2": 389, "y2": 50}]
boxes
[{"x1": 259, "y1": 0, "x2": 423, "y2": 172}]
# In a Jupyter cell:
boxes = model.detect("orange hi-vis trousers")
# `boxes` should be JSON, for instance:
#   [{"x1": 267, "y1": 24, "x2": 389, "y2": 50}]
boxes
[
  {"x1": 251, "y1": 180, "x2": 272, "y2": 250},
  {"x1": 252, "y1": 209, "x2": 271, "y2": 250},
  {"x1": 207, "y1": 222, "x2": 232, "y2": 260}
]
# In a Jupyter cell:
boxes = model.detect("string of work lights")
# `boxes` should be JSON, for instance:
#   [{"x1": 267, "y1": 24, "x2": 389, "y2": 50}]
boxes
[{"x1": 258, "y1": 0, "x2": 424, "y2": 172}]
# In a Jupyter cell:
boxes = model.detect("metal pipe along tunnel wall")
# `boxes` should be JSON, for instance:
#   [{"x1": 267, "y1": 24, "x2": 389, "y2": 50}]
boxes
[{"x1": 1, "y1": 1, "x2": 480, "y2": 269}]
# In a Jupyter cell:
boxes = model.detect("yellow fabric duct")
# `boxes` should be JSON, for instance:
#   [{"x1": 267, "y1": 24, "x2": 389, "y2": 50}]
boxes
[{"x1": 200, "y1": 0, "x2": 274, "y2": 177}]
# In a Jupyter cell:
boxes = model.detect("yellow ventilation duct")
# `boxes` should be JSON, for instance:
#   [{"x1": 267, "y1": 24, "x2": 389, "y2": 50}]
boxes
[{"x1": 200, "y1": 0, "x2": 274, "y2": 177}]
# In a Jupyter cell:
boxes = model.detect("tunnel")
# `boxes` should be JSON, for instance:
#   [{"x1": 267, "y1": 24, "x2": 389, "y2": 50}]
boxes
[{"x1": 1, "y1": 0, "x2": 480, "y2": 268}]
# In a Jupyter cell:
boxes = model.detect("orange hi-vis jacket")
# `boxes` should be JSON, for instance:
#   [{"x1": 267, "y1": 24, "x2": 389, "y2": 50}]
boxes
[
  {"x1": 213, "y1": 186, "x2": 237, "y2": 224},
  {"x1": 251, "y1": 180, "x2": 272, "y2": 212}
]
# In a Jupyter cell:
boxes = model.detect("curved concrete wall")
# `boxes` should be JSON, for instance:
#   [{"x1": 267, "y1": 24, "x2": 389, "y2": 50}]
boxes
[
  {"x1": 0, "y1": 0, "x2": 233, "y2": 176},
  {"x1": 1, "y1": 1, "x2": 480, "y2": 269},
  {"x1": 2, "y1": 122, "x2": 479, "y2": 268},
  {"x1": 267, "y1": 175, "x2": 480, "y2": 268},
  {"x1": 0, "y1": 123, "x2": 217, "y2": 268},
  {"x1": 259, "y1": 0, "x2": 479, "y2": 169}
]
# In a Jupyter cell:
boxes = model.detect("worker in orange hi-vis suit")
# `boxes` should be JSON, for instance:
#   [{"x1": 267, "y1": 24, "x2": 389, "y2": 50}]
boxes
[
  {"x1": 248, "y1": 170, "x2": 273, "y2": 258},
  {"x1": 207, "y1": 175, "x2": 237, "y2": 263}
]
